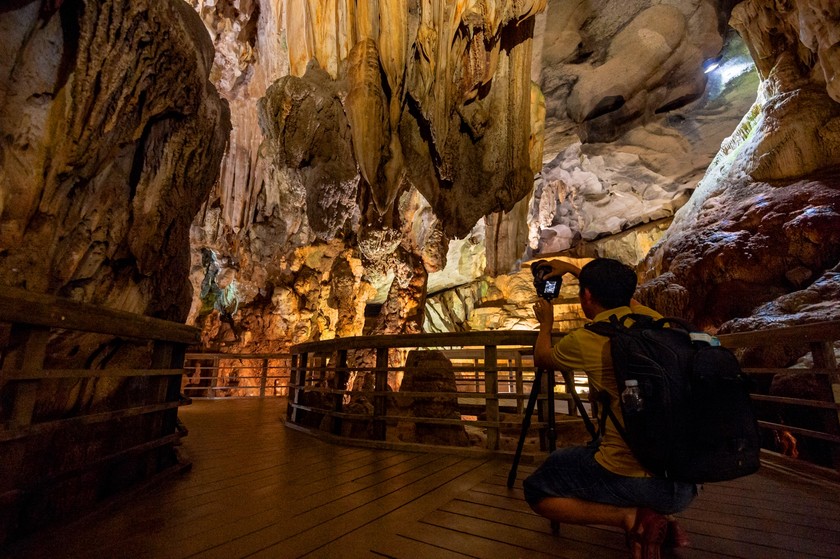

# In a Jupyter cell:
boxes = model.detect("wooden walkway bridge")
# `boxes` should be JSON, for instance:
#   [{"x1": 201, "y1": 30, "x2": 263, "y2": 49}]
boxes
[{"x1": 3, "y1": 398, "x2": 839, "y2": 559}]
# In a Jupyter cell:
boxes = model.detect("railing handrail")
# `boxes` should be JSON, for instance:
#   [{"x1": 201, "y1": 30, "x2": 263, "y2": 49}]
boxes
[
  {"x1": 0, "y1": 286, "x2": 200, "y2": 345},
  {"x1": 185, "y1": 352, "x2": 291, "y2": 360},
  {"x1": 290, "y1": 330, "x2": 543, "y2": 354},
  {"x1": 0, "y1": 286, "x2": 196, "y2": 541},
  {"x1": 717, "y1": 320, "x2": 840, "y2": 347},
  {"x1": 182, "y1": 352, "x2": 292, "y2": 399}
]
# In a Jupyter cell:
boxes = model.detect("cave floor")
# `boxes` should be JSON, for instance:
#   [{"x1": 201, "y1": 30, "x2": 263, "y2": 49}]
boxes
[{"x1": 4, "y1": 398, "x2": 840, "y2": 559}]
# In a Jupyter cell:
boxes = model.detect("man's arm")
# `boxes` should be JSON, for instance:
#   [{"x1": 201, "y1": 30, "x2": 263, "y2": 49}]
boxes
[
  {"x1": 541, "y1": 260, "x2": 580, "y2": 280},
  {"x1": 533, "y1": 299, "x2": 557, "y2": 370}
]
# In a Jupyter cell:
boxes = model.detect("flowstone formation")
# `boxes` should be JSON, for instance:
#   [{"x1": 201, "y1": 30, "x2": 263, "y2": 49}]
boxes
[
  {"x1": 0, "y1": 0, "x2": 229, "y2": 326},
  {"x1": 640, "y1": 0, "x2": 840, "y2": 332}
]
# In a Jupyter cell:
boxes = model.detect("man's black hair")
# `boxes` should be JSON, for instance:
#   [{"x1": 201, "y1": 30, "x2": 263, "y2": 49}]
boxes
[{"x1": 578, "y1": 258, "x2": 637, "y2": 310}]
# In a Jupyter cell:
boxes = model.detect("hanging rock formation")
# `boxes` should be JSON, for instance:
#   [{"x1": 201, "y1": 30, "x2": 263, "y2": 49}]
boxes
[
  {"x1": 185, "y1": 0, "x2": 840, "y2": 353},
  {"x1": 188, "y1": 0, "x2": 548, "y2": 349},
  {"x1": 280, "y1": 0, "x2": 546, "y2": 237}
]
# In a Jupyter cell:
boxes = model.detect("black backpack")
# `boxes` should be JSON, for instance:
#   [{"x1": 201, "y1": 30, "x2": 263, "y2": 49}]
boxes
[{"x1": 580, "y1": 313, "x2": 761, "y2": 483}]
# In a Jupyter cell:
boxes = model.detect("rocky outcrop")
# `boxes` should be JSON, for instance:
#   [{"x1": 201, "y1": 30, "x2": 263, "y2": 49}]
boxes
[
  {"x1": 0, "y1": 0, "x2": 230, "y2": 542},
  {"x1": 527, "y1": 0, "x2": 758, "y2": 257},
  {"x1": 0, "y1": 0, "x2": 229, "y2": 323},
  {"x1": 389, "y1": 350, "x2": 470, "y2": 446},
  {"x1": 640, "y1": 0, "x2": 840, "y2": 330}
]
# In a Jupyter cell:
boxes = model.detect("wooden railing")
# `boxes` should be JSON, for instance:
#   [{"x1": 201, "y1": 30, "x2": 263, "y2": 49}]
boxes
[
  {"x1": 286, "y1": 331, "x2": 578, "y2": 455},
  {"x1": 286, "y1": 322, "x2": 840, "y2": 470},
  {"x1": 717, "y1": 320, "x2": 840, "y2": 471},
  {"x1": 182, "y1": 352, "x2": 292, "y2": 398},
  {"x1": 0, "y1": 286, "x2": 199, "y2": 542}
]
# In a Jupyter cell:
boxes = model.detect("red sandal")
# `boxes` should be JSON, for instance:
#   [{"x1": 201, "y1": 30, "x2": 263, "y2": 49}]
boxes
[
  {"x1": 626, "y1": 508, "x2": 668, "y2": 559},
  {"x1": 664, "y1": 518, "x2": 690, "y2": 548}
]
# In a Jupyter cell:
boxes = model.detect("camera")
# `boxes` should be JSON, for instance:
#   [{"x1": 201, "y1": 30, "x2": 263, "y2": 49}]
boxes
[{"x1": 531, "y1": 260, "x2": 561, "y2": 301}]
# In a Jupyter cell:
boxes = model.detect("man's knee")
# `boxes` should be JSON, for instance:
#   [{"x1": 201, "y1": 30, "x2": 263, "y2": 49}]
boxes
[{"x1": 530, "y1": 497, "x2": 557, "y2": 518}]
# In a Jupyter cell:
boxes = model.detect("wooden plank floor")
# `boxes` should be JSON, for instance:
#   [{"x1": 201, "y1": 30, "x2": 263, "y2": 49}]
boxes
[{"x1": 3, "y1": 398, "x2": 839, "y2": 559}]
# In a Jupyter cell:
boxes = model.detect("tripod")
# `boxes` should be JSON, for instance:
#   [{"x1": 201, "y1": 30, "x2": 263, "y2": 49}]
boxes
[{"x1": 507, "y1": 367, "x2": 598, "y2": 535}]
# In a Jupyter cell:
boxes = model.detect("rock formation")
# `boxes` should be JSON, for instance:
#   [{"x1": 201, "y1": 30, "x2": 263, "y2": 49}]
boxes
[
  {"x1": 640, "y1": 0, "x2": 840, "y2": 331},
  {"x1": 4, "y1": 0, "x2": 831, "y2": 368},
  {"x1": 188, "y1": 0, "x2": 549, "y2": 349},
  {"x1": 389, "y1": 350, "x2": 470, "y2": 446},
  {"x1": 0, "y1": 0, "x2": 229, "y2": 325},
  {"x1": 528, "y1": 0, "x2": 758, "y2": 258},
  {"x1": 0, "y1": 0, "x2": 230, "y2": 542}
]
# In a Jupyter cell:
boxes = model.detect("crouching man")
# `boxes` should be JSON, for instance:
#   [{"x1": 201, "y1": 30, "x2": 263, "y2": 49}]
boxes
[{"x1": 525, "y1": 258, "x2": 695, "y2": 559}]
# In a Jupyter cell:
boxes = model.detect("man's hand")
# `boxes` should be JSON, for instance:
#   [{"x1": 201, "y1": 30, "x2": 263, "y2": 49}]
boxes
[
  {"x1": 533, "y1": 298, "x2": 554, "y2": 329},
  {"x1": 533, "y1": 299, "x2": 556, "y2": 369},
  {"x1": 535, "y1": 259, "x2": 580, "y2": 280}
]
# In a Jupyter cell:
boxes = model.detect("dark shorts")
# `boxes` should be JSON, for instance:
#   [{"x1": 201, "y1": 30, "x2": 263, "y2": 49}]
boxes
[{"x1": 523, "y1": 446, "x2": 696, "y2": 515}]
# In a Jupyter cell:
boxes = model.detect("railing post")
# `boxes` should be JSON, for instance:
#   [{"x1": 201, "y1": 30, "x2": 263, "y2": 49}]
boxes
[
  {"x1": 515, "y1": 351, "x2": 524, "y2": 415},
  {"x1": 287, "y1": 354, "x2": 297, "y2": 421},
  {"x1": 474, "y1": 357, "x2": 480, "y2": 392},
  {"x1": 373, "y1": 348, "x2": 388, "y2": 441},
  {"x1": 3, "y1": 325, "x2": 49, "y2": 429},
  {"x1": 288, "y1": 352, "x2": 308, "y2": 423},
  {"x1": 485, "y1": 345, "x2": 499, "y2": 450},
  {"x1": 151, "y1": 340, "x2": 185, "y2": 436},
  {"x1": 259, "y1": 358, "x2": 269, "y2": 398},
  {"x1": 210, "y1": 356, "x2": 220, "y2": 397},
  {"x1": 332, "y1": 350, "x2": 348, "y2": 436},
  {"x1": 282, "y1": 355, "x2": 291, "y2": 397},
  {"x1": 811, "y1": 341, "x2": 840, "y2": 470}
]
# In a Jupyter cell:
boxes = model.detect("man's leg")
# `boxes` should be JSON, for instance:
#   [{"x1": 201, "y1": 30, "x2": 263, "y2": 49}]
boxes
[
  {"x1": 529, "y1": 496, "x2": 636, "y2": 531},
  {"x1": 529, "y1": 497, "x2": 667, "y2": 559},
  {"x1": 523, "y1": 445, "x2": 675, "y2": 559}
]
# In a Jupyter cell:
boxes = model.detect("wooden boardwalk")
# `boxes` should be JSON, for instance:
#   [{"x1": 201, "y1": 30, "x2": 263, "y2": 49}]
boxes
[{"x1": 3, "y1": 399, "x2": 840, "y2": 559}]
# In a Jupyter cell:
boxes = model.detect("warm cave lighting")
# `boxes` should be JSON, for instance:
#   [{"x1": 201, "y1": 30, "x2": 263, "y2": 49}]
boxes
[{"x1": 703, "y1": 56, "x2": 723, "y2": 74}]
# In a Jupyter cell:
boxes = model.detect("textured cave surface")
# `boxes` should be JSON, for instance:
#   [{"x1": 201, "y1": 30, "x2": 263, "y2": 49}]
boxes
[
  {"x1": 1, "y1": 0, "x2": 839, "y2": 359},
  {"x1": 0, "y1": 0, "x2": 230, "y2": 371},
  {"x1": 0, "y1": 0, "x2": 231, "y2": 538},
  {"x1": 640, "y1": 0, "x2": 840, "y2": 333},
  {"x1": 0, "y1": 0, "x2": 229, "y2": 322},
  {"x1": 185, "y1": 0, "x2": 756, "y2": 352}
]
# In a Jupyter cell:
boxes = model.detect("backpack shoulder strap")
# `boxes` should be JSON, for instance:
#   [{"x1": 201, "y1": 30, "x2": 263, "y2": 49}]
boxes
[
  {"x1": 585, "y1": 312, "x2": 671, "y2": 337},
  {"x1": 584, "y1": 313, "x2": 624, "y2": 337}
]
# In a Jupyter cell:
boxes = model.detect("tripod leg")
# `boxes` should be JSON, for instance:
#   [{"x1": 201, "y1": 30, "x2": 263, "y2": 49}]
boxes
[
  {"x1": 545, "y1": 369, "x2": 559, "y2": 535},
  {"x1": 546, "y1": 366, "x2": 557, "y2": 453},
  {"x1": 507, "y1": 367, "x2": 543, "y2": 488}
]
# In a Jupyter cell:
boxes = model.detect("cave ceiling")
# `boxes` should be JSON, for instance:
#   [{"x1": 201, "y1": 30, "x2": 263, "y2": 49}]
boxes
[{"x1": 1, "y1": 0, "x2": 839, "y2": 351}]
